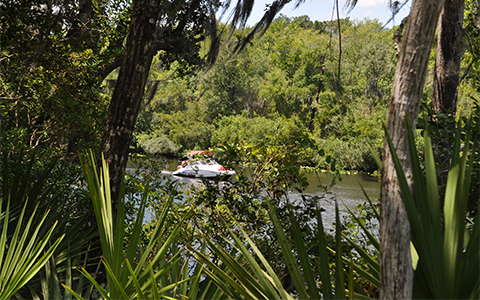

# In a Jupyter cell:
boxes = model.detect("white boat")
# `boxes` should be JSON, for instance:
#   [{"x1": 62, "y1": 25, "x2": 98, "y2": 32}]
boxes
[{"x1": 172, "y1": 151, "x2": 236, "y2": 179}]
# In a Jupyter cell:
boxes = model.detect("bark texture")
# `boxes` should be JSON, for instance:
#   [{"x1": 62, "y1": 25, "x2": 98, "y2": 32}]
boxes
[
  {"x1": 380, "y1": 1, "x2": 445, "y2": 299},
  {"x1": 432, "y1": 0, "x2": 465, "y2": 114},
  {"x1": 101, "y1": 0, "x2": 160, "y2": 213}
]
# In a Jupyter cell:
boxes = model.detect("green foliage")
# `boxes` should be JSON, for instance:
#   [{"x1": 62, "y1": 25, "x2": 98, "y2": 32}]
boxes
[
  {"x1": 0, "y1": 0, "x2": 121, "y2": 159},
  {"x1": 314, "y1": 135, "x2": 383, "y2": 173},
  {"x1": 202, "y1": 51, "x2": 266, "y2": 119},
  {"x1": 197, "y1": 128, "x2": 335, "y2": 280},
  {"x1": 134, "y1": 100, "x2": 215, "y2": 155},
  {"x1": 339, "y1": 194, "x2": 381, "y2": 299},
  {"x1": 212, "y1": 113, "x2": 300, "y2": 147},
  {"x1": 0, "y1": 200, "x2": 64, "y2": 300},
  {"x1": 142, "y1": 74, "x2": 194, "y2": 118},
  {"x1": 463, "y1": 0, "x2": 480, "y2": 89},
  {"x1": 419, "y1": 100, "x2": 480, "y2": 216},
  {"x1": 0, "y1": 152, "x2": 67, "y2": 299},
  {"x1": 74, "y1": 151, "x2": 202, "y2": 299},
  {"x1": 2, "y1": 8, "x2": 479, "y2": 299},
  {"x1": 385, "y1": 117, "x2": 479, "y2": 299},
  {"x1": 190, "y1": 115, "x2": 479, "y2": 300},
  {"x1": 190, "y1": 192, "x2": 355, "y2": 300},
  {"x1": 136, "y1": 132, "x2": 180, "y2": 155},
  {"x1": 218, "y1": 117, "x2": 316, "y2": 193},
  {"x1": 0, "y1": 44, "x2": 108, "y2": 159},
  {"x1": 130, "y1": 132, "x2": 355, "y2": 299},
  {"x1": 191, "y1": 215, "x2": 295, "y2": 300},
  {"x1": 0, "y1": 147, "x2": 105, "y2": 300},
  {"x1": 135, "y1": 16, "x2": 401, "y2": 172}
]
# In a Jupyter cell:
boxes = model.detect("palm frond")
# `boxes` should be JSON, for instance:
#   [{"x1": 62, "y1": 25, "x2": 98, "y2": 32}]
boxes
[
  {"x1": 384, "y1": 117, "x2": 480, "y2": 299},
  {"x1": 78, "y1": 150, "x2": 194, "y2": 299}
]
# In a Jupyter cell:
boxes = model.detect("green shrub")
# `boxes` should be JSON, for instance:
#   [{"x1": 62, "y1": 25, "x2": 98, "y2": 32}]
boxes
[
  {"x1": 136, "y1": 132, "x2": 180, "y2": 155},
  {"x1": 314, "y1": 136, "x2": 382, "y2": 172}
]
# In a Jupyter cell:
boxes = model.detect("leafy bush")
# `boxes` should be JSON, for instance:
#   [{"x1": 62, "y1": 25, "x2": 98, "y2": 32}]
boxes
[
  {"x1": 0, "y1": 150, "x2": 97, "y2": 300},
  {"x1": 136, "y1": 132, "x2": 180, "y2": 155},
  {"x1": 385, "y1": 117, "x2": 479, "y2": 299},
  {"x1": 70, "y1": 152, "x2": 209, "y2": 300},
  {"x1": 149, "y1": 102, "x2": 215, "y2": 152},
  {"x1": 189, "y1": 115, "x2": 479, "y2": 300},
  {"x1": 419, "y1": 100, "x2": 480, "y2": 216},
  {"x1": 314, "y1": 136, "x2": 382, "y2": 172},
  {"x1": 0, "y1": 154, "x2": 65, "y2": 299},
  {"x1": 212, "y1": 113, "x2": 308, "y2": 150}
]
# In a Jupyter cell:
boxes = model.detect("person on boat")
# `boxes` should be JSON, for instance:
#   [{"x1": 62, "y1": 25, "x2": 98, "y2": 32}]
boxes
[{"x1": 164, "y1": 159, "x2": 169, "y2": 171}]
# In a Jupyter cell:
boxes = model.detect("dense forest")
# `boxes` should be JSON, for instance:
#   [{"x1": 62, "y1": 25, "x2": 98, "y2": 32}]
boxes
[
  {"x1": 129, "y1": 16, "x2": 392, "y2": 172},
  {"x1": 4, "y1": 10, "x2": 477, "y2": 172},
  {"x1": 125, "y1": 15, "x2": 477, "y2": 173},
  {"x1": 0, "y1": 0, "x2": 479, "y2": 298}
]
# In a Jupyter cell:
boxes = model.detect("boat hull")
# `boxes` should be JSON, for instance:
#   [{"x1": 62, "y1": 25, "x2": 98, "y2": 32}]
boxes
[
  {"x1": 170, "y1": 153, "x2": 235, "y2": 180},
  {"x1": 172, "y1": 168, "x2": 235, "y2": 179}
]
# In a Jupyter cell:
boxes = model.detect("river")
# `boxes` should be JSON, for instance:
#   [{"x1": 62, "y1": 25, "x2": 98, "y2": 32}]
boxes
[
  {"x1": 161, "y1": 157, "x2": 380, "y2": 202},
  {"x1": 293, "y1": 170, "x2": 380, "y2": 228},
  {"x1": 157, "y1": 157, "x2": 381, "y2": 226}
]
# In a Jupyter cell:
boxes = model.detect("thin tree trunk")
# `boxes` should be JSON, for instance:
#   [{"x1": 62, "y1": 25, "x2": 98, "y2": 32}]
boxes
[
  {"x1": 432, "y1": 0, "x2": 465, "y2": 114},
  {"x1": 101, "y1": 0, "x2": 160, "y2": 216},
  {"x1": 380, "y1": 1, "x2": 444, "y2": 299}
]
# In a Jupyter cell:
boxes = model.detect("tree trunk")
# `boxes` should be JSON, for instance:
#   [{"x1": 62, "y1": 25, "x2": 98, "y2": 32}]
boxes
[
  {"x1": 432, "y1": 0, "x2": 465, "y2": 114},
  {"x1": 380, "y1": 1, "x2": 444, "y2": 299},
  {"x1": 101, "y1": 0, "x2": 160, "y2": 215}
]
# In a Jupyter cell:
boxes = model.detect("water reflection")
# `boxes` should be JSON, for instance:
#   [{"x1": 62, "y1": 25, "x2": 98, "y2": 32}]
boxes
[
  {"x1": 160, "y1": 157, "x2": 380, "y2": 205},
  {"x1": 287, "y1": 170, "x2": 380, "y2": 230},
  {"x1": 301, "y1": 170, "x2": 380, "y2": 201},
  {"x1": 137, "y1": 157, "x2": 381, "y2": 228}
]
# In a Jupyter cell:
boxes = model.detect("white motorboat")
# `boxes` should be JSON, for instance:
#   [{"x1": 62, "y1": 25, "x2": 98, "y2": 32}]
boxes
[{"x1": 172, "y1": 151, "x2": 236, "y2": 179}]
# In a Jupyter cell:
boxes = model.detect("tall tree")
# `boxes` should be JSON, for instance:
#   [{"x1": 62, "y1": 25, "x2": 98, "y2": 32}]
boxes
[
  {"x1": 380, "y1": 0, "x2": 445, "y2": 299},
  {"x1": 432, "y1": 0, "x2": 465, "y2": 114},
  {"x1": 101, "y1": 0, "x2": 161, "y2": 208},
  {"x1": 0, "y1": 0, "x2": 120, "y2": 158},
  {"x1": 102, "y1": 0, "x2": 291, "y2": 210},
  {"x1": 101, "y1": 0, "x2": 223, "y2": 209}
]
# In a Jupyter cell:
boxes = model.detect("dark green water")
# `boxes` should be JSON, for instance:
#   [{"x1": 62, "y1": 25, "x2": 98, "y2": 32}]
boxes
[
  {"x1": 161, "y1": 157, "x2": 380, "y2": 205},
  {"x1": 133, "y1": 157, "x2": 381, "y2": 228}
]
